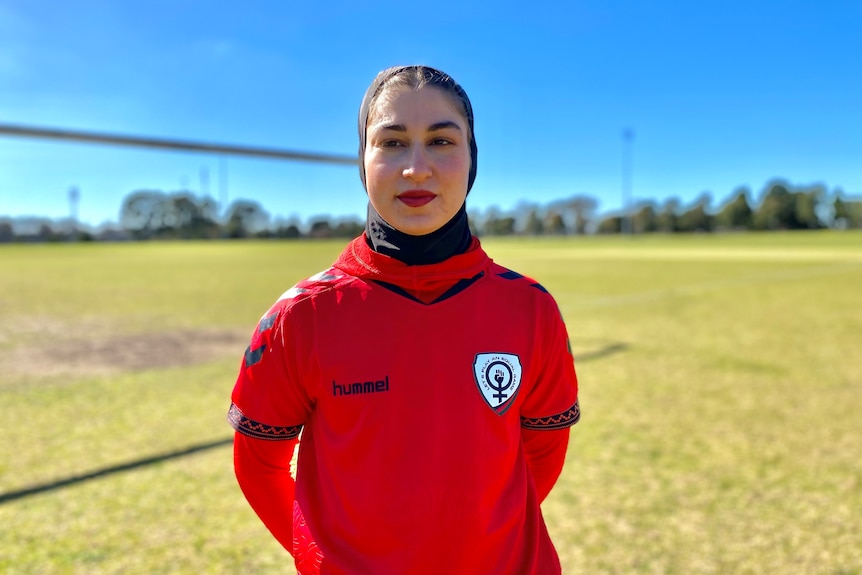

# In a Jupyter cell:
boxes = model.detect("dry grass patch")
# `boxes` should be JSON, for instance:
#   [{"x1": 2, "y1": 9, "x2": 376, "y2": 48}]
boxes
[{"x1": 0, "y1": 316, "x2": 247, "y2": 382}]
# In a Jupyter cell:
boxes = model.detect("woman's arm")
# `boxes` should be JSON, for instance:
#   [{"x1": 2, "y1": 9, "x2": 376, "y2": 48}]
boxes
[
  {"x1": 522, "y1": 427, "x2": 570, "y2": 503},
  {"x1": 233, "y1": 432, "x2": 299, "y2": 553}
]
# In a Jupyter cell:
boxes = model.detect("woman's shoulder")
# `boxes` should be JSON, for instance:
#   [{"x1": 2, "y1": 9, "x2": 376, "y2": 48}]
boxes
[
  {"x1": 265, "y1": 266, "x2": 360, "y2": 318},
  {"x1": 487, "y1": 262, "x2": 553, "y2": 296}
]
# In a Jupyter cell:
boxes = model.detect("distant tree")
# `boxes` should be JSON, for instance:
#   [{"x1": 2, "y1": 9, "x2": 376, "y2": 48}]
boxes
[
  {"x1": 96, "y1": 226, "x2": 130, "y2": 241},
  {"x1": 333, "y1": 219, "x2": 364, "y2": 238},
  {"x1": 544, "y1": 209, "x2": 567, "y2": 235},
  {"x1": 596, "y1": 215, "x2": 622, "y2": 234},
  {"x1": 274, "y1": 223, "x2": 302, "y2": 238},
  {"x1": 0, "y1": 220, "x2": 13, "y2": 243},
  {"x1": 467, "y1": 209, "x2": 482, "y2": 236},
  {"x1": 485, "y1": 215, "x2": 516, "y2": 236},
  {"x1": 523, "y1": 207, "x2": 545, "y2": 236},
  {"x1": 120, "y1": 190, "x2": 219, "y2": 239},
  {"x1": 677, "y1": 193, "x2": 713, "y2": 232},
  {"x1": 271, "y1": 216, "x2": 304, "y2": 239},
  {"x1": 677, "y1": 204, "x2": 711, "y2": 232},
  {"x1": 224, "y1": 199, "x2": 270, "y2": 238},
  {"x1": 563, "y1": 195, "x2": 598, "y2": 235},
  {"x1": 120, "y1": 190, "x2": 169, "y2": 239},
  {"x1": 833, "y1": 194, "x2": 862, "y2": 229},
  {"x1": 833, "y1": 195, "x2": 850, "y2": 228},
  {"x1": 715, "y1": 188, "x2": 753, "y2": 230},
  {"x1": 163, "y1": 194, "x2": 195, "y2": 231},
  {"x1": 631, "y1": 203, "x2": 658, "y2": 233},
  {"x1": 37, "y1": 223, "x2": 56, "y2": 242},
  {"x1": 655, "y1": 198, "x2": 680, "y2": 233},
  {"x1": 850, "y1": 201, "x2": 862, "y2": 229},
  {"x1": 753, "y1": 181, "x2": 796, "y2": 230},
  {"x1": 481, "y1": 207, "x2": 500, "y2": 237},
  {"x1": 794, "y1": 185, "x2": 825, "y2": 229},
  {"x1": 164, "y1": 192, "x2": 220, "y2": 239},
  {"x1": 308, "y1": 219, "x2": 333, "y2": 239}
]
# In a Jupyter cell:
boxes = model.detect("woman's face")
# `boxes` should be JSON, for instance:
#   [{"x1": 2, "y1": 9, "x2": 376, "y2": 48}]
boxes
[{"x1": 364, "y1": 86, "x2": 471, "y2": 236}]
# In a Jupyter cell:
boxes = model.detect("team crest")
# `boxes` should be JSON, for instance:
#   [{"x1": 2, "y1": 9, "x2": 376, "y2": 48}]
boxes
[{"x1": 473, "y1": 353, "x2": 522, "y2": 414}]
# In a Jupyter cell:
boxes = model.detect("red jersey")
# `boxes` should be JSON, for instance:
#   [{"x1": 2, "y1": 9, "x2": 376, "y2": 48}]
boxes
[{"x1": 230, "y1": 236, "x2": 580, "y2": 574}]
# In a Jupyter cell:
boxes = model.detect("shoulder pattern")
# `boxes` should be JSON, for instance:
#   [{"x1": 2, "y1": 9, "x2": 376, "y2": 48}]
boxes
[
  {"x1": 273, "y1": 267, "x2": 347, "y2": 308},
  {"x1": 493, "y1": 266, "x2": 550, "y2": 294},
  {"x1": 243, "y1": 266, "x2": 351, "y2": 370}
]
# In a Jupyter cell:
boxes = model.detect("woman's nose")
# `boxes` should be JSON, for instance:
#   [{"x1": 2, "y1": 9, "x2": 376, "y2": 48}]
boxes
[{"x1": 402, "y1": 146, "x2": 432, "y2": 181}]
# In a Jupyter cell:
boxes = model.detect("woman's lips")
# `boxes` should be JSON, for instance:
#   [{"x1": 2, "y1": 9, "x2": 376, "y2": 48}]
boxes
[{"x1": 397, "y1": 191, "x2": 436, "y2": 207}]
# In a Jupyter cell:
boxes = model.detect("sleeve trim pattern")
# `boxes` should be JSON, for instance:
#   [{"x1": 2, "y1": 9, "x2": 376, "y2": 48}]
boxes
[
  {"x1": 228, "y1": 403, "x2": 303, "y2": 441},
  {"x1": 520, "y1": 400, "x2": 580, "y2": 430}
]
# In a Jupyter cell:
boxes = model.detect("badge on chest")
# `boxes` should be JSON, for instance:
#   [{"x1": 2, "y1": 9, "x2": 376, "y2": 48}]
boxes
[{"x1": 472, "y1": 353, "x2": 522, "y2": 415}]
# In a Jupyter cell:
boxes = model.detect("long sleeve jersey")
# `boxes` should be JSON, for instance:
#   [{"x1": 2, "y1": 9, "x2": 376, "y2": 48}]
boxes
[{"x1": 229, "y1": 235, "x2": 580, "y2": 575}]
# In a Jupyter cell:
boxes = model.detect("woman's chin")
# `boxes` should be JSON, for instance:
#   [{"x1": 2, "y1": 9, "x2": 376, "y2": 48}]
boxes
[{"x1": 384, "y1": 211, "x2": 445, "y2": 236}]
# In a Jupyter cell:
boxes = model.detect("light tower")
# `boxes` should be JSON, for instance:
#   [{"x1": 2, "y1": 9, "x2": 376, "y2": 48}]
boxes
[
  {"x1": 199, "y1": 166, "x2": 210, "y2": 197},
  {"x1": 218, "y1": 157, "x2": 229, "y2": 217},
  {"x1": 68, "y1": 186, "x2": 80, "y2": 228}
]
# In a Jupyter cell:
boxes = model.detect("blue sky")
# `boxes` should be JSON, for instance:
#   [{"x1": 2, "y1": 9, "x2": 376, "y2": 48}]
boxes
[{"x1": 1, "y1": 0, "x2": 860, "y2": 227}]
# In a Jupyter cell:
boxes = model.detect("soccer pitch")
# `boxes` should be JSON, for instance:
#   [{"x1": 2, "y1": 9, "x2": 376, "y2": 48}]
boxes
[{"x1": 1, "y1": 231, "x2": 860, "y2": 574}]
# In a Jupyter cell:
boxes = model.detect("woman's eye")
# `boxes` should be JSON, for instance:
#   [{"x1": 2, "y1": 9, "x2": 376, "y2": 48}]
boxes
[
  {"x1": 380, "y1": 139, "x2": 403, "y2": 148},
  {"x1": 430, "y1": 138, "x2": 453, "y2": 146}
]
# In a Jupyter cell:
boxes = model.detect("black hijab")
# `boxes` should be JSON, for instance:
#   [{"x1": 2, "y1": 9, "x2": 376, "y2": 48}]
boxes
[{"x1": 358, "y1": 66, "x2": 478, "y2": 266}]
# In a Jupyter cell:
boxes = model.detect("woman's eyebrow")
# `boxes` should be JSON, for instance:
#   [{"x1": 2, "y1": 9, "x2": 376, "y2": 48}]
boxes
[
  {"x1": 428, "y1": 121, "x2": 462, "y2": 132},
  {"x1": 376, "y1": 121, "x2": 462, "y2": 133}
]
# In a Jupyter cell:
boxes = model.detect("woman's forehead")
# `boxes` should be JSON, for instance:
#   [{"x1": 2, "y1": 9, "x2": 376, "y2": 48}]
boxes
[{"x1": 368, "y1": 86, "x2": 468, "y2": 130}]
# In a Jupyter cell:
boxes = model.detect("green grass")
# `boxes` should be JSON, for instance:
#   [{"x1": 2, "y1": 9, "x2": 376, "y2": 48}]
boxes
[
  {"x1": 1, "y1": 232, "x2": 860, "y2": 574},
  {"x1": 0, "y1": 240, "x2": 347, "y2": 328}
]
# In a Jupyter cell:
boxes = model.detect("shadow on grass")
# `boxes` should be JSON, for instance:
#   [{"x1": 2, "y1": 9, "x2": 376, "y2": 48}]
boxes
[
  {"x1": 1, "y1": 344, "x2": 628, "y2": 505},
  {"x1": 576, "y1": 342, "x2": 629, "y2": 362},
  {"x1": 0, "y1": 437, "x2": 233, "y2": 505}
]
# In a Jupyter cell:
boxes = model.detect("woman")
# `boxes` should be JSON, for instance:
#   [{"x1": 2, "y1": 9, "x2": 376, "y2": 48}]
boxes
[{"x1": 229, "y1": 65, "x2": 580, "y2": 575}]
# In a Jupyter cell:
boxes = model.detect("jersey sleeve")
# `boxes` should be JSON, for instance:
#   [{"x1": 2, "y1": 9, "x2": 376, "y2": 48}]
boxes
[
  {"x1": 233, "y1": 432, "x2": 298, "y2": 552},
  {"x1": 522, "y1": 427, "x2": 570, "y2": 502},
  {"x1": 229, "y1": 302, "x2": 313, "y2": 439},
  {"x1": 520, "y1": 299, "x2": 580, "y2": 431}
]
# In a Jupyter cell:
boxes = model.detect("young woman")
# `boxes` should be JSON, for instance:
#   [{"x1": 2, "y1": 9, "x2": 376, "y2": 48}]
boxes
[{"x1": 229, "y1": 65, "x2": 580, "y2": 575}]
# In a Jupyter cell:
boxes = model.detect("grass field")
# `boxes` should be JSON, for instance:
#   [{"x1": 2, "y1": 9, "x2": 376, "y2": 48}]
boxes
[{"x1": 1, "y1": 231, "x2": 860, "y2": 574}]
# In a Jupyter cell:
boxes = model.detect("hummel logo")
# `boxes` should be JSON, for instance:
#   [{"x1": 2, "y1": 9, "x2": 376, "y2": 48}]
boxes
[{"x1": 333, "y1": 376, "x2": 390, "y2": 397}]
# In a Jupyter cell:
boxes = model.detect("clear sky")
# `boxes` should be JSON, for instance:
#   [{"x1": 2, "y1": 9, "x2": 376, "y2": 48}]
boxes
[{"x1": 1, "y1": 0, "x2": 860, "y2": 227}]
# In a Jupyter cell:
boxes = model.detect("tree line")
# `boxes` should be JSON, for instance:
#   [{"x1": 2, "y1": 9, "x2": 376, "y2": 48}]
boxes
[
  {"x1": 476, "y1": 180, "x2": 860, "y2": 236},
  {"x1": 1, "y1": 179, "x2": 860, "y2": 243}
]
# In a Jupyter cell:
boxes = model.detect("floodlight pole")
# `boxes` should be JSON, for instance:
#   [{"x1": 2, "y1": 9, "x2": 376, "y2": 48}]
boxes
[
  {"x1": 199, "y1": 166, "x2": 210, "y2": 197},
  {"x1": 218, "y1": 157, "x2": 229, "y2": 216},
  {"x1": 68, "y1": 186, "x2": 80, "y2": 226},
  {"x1": 622, "y1": 128, "x2": 634, "y2": 235}
]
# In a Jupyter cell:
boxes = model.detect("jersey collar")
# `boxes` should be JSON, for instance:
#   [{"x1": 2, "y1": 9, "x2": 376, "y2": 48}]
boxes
[{"x1": 334, "y1": 234, "x2": 490, "y2": 299}]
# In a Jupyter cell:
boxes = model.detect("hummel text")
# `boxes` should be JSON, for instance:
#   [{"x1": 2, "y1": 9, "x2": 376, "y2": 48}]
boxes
[{"x1": 333, "y1": 376, "x2": 390, "y2": 397}]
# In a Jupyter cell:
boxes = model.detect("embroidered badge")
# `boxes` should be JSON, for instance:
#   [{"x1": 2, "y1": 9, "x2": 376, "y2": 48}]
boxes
[{"x1": 473, "y1": 353, "x2": 523, "y2": 414}]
